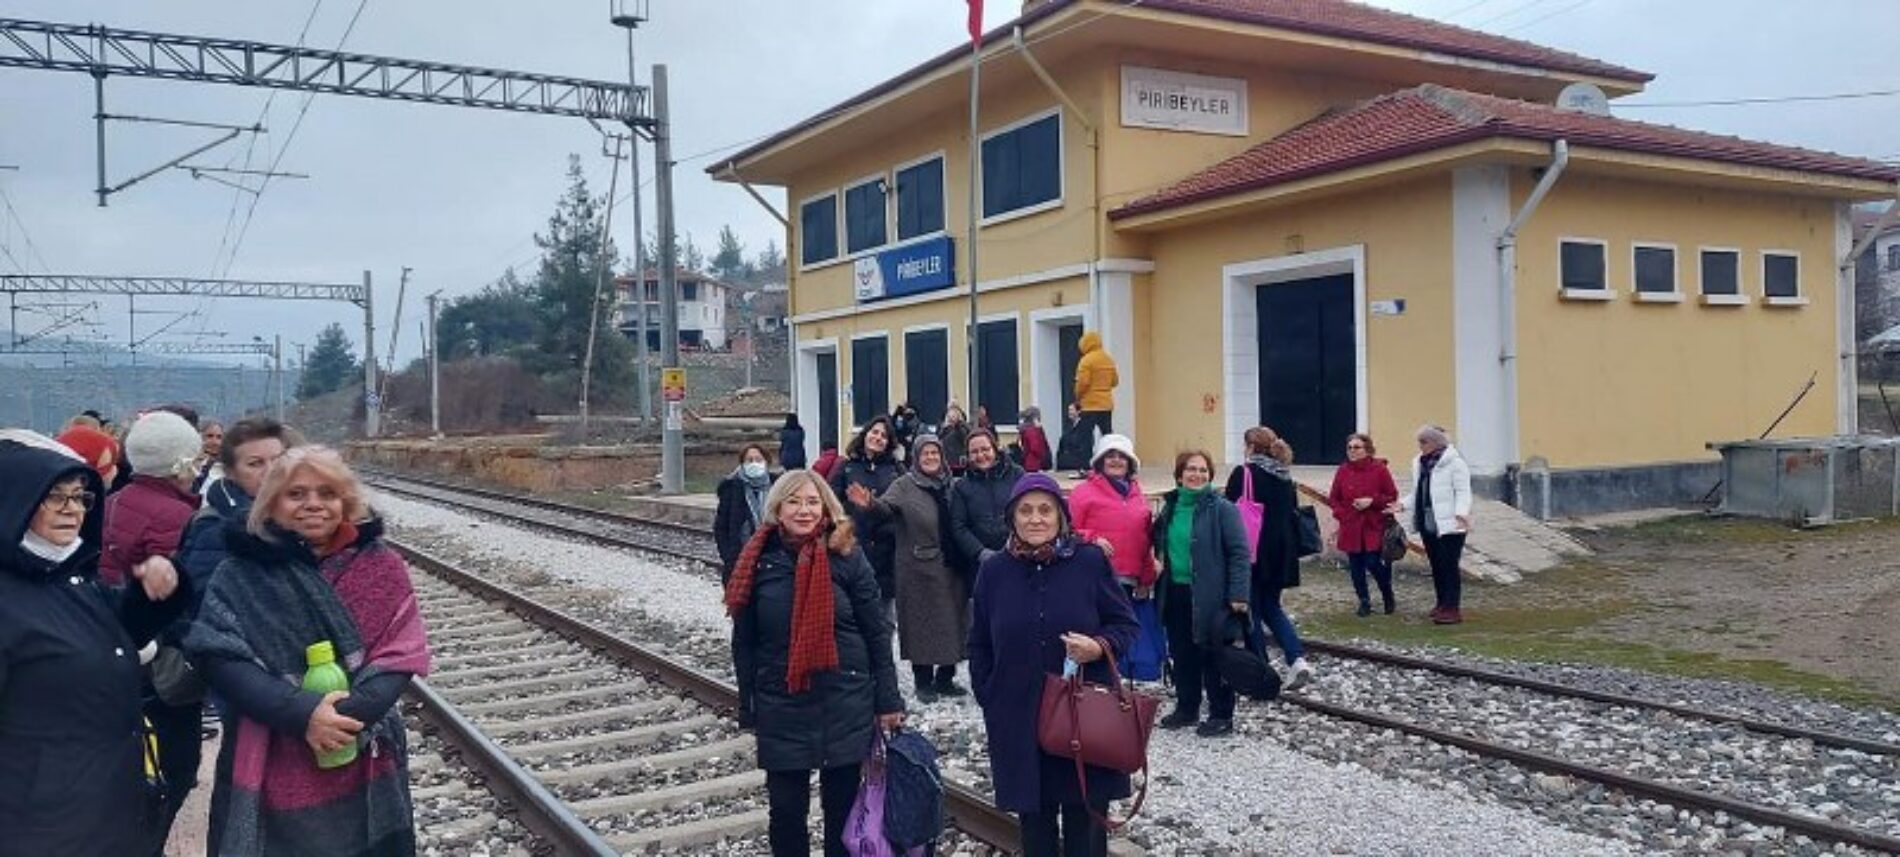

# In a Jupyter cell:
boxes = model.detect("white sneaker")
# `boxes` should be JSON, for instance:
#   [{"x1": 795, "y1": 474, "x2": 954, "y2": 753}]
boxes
[{"x1": 1285, "y1": 657, "x2": 1315, "y2": 691}]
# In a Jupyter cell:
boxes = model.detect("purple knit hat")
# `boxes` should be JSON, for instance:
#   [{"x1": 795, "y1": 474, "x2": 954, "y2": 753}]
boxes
[{"x1": 1007, "y1": 472, "x2": 1069, "y2": 518}]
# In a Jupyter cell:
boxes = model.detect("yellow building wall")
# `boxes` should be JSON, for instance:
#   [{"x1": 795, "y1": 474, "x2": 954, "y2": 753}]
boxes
[
  {"x1": 1139, "y1": 176, "x2": 1457, "y2": 462},
  {"x1": 798, "y1": 277, "x2": 1088, "y2": 445},
  {"x1": 1512, "y1": 173, "x2": 1841, "y2": 468}
]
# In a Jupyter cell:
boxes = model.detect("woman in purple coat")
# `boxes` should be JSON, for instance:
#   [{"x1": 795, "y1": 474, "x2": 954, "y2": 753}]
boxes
[{"x1": 967, "y1": 473, "x2": 1140, "y2": 857}]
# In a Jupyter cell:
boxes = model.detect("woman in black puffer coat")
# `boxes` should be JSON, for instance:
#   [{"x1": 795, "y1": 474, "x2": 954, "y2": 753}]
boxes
[
  {"x1": 0, "y1": 435, "x2": 185, "y2": 857},
  {"x1": 728, "y1": 470, "x2": 904, "y2": 857},
  {"x1": 948, "y1": 428, "x2": 1022, "y2": 575},
  {"x1": 828, "y1": 415, "x2": 905, "y2": 614}
]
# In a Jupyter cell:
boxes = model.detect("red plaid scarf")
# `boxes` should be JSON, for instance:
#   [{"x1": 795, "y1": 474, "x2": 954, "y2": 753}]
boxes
[{"x1": 723, "y1": 522, "x2": 838, "y2": 694}]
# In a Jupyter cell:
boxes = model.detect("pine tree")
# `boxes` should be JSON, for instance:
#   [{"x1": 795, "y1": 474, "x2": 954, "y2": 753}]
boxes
[
  {"x1": 298, "y1": 322, "x2": 361, "y2": 399},
  {"x1": 754, "y1": 240, "x2": 787, "y2": 285},
  {"x1": 528, "y1": 155, "x2": 635, "y2": 403},
  {"x1": 711, "y1": 225, "x2": 750, "y2": 282}
]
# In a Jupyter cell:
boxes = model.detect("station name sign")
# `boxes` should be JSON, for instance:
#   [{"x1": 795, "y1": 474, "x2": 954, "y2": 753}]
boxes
[
  {"x1": 1120, "y1": 65, "x2": 1248, "y2": 137},
  {"x1": 855, "y1": 235, "x2": 956, "y2": 303}
]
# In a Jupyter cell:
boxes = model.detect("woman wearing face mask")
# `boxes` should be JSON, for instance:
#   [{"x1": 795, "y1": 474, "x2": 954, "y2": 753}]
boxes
[
  {"x1": 829, "y1": 416, "x2": 906, "y2": 616},
  {"x1": 846, "y1": 434, "x2": 966, "y2": 702},
  {"x1": 716, "y1": 444, "x2": 778, "y2": 584},
  {"x1": 1152, "y1": 451, "x2": 1251, "y2": 737},
  {"x1": 0, "y1": 433, "x2": 184, "y2": 857},
  {"x1": 729, "y1": 471, "x2": 904, "y2": 856},
  {"x1": 184, "y1": 446, "x2": 430, "y2": 856},
  {"x1": 967, "y1": 472, "x2": 1139, "y2": 857}
]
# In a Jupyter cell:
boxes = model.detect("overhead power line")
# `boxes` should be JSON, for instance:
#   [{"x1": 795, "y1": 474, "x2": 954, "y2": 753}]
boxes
[
  {"x1": 1503, "y1": 0, "x2": 1596, "y2": 33},
  {"x1": 209, "y1": 0, "x2": 328, "y2": 278},
  {"x1": 1620, "y1": 88, "x2": 1900, "y2": 109}
]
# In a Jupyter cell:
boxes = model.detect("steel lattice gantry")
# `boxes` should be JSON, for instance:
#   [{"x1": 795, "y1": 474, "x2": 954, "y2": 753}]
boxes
[
  {"x1": 0, "y1": 18, "x2": 646, "y2": 123},
  {"x1": 0, "y1": 274, "x2": 365, "y2": 305},
  {"x1": 1, "y1": 340, "x2": 273, "y2": 356}
]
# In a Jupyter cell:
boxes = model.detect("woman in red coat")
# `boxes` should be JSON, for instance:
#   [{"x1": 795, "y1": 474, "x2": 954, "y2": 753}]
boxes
[{"x1": 1326, "y1": 432, "x2": 1399, "y2": 616}]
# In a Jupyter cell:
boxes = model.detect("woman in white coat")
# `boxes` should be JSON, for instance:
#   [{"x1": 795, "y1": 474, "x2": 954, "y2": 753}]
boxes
[{"x1": 1390, "y1": 425, "x2": 1471, "y2": 624}]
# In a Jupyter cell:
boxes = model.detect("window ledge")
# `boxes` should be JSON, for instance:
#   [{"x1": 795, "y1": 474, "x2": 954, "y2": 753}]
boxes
[
  {"x1": 979, "y1": 197, "x2": 1064, "y2": 228},
  {"x1": 798, "y1": 257, "x2": 850, "y2": 274},
  {"x1": 1632, "y1": 291, "x2": 1684, "y2": 304},
  {"x1": 1700, "y1": 294, "x2": 1749, "y2": 307},
  {"x1": 1764, "y1": 296, "x2": 1810, "y2": 307},
  {"x1": 1559, "y1": 288, "x2": 1616, "y2": 302}
]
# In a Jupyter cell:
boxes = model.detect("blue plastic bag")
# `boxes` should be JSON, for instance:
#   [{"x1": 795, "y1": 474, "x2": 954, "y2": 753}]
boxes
[{"x1": 1123, "y1": 597, "x2": 1167, "y2": 682}]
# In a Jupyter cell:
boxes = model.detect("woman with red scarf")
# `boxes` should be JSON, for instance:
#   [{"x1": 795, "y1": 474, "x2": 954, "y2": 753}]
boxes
[{"x1": 727, "y1": 470, "x2": 905, "y2": 856}]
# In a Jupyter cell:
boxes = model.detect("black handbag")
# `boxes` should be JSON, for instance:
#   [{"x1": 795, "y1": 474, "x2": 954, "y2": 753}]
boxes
[
  {"x1": 1212, "y1": 615, "x2": 1281, "y2": 701},
  {"x1": 1295, "y1": 506, "x2": 1322, "y2": 557},
  {"x1": 1381, "y1": 517, "x2": 1409, "y2": 563}
]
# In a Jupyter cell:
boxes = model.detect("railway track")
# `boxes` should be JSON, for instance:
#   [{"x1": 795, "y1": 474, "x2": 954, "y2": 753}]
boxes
[
  {"x1": 371, "y1": 469, "x2": 1900, "y2": 853},
  {"x1": 398, "y1": 536, "x2": 1019, "y2": 854}
]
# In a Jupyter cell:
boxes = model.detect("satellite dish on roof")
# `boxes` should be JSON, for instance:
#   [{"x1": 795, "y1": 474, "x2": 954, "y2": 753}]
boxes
[{"x1": 1556, "y1": 82, "x2": 1611, "y2": 116}]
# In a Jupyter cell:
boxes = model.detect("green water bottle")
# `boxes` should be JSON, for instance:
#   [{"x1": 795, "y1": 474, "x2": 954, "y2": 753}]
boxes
[{"x1": 301, "y1": 640, "x2": 358, "y2": 769}]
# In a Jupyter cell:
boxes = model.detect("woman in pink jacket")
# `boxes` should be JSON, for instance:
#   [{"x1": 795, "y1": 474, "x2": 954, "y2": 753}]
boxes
[{"x1": 1067, "y1": 434, "x2": 1156, "y2": 598}]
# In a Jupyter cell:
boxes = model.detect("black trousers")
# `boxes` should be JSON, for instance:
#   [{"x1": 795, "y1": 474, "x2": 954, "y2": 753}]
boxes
[
  {"x1": 1423, "y1": 532, "x2": 1467, "y2": 610},
  {"x1": 765, "y1": 765, "x2": 860, "y2": 857},
  {"x1": 1076, "y1": 410, "x2": 1113, "y2": 452},
  {"x1": 143, "y1": 696, "x2": 203, "y2": 855},
  {"x1": 912, "y1": 663, "x2": 957, "y2": 686},
  {"x1": 1019, "y1": 794, "x2": 1110, "y2": 857},
  {"x1": 1162, "y1": 581, "x2": 1233, "y2": 720}
]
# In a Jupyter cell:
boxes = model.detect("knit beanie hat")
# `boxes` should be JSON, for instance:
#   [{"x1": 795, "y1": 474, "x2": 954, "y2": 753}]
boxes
[
  {"x1": 1006, "y1": 472, "x2": 1070, "y2": 519},
  {"x1": 55, "y1": 426, "x2": 119, "y2": 477},
  {"x1": 125, "y1": 411, "x2": 202, "y2": 478}
]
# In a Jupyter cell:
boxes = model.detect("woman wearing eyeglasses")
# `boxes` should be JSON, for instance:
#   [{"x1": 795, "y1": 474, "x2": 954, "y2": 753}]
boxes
[
  {"x1": 1326, "y1": 433, "x2": 1399, "y2": 617},
  {"x1": 0, "y1": 433, "x2": 185, "y2": 857}
]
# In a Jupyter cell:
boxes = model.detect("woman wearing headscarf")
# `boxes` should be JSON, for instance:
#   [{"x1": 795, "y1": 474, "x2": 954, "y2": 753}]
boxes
[
  {"x1": 1392, "y1": 424, "x2": 1472, "y2": 625},
  {"x1": 715, "y1": 444, "x2": 778, "y2": 584},
  {"x1": 1224, "y1": 426, "x2": 1315, "y2": 690},
  {"x1": 184, "y1": 446, "x2": 431, "y2": 856},
  {"x1": 1152, "y1": 450, "x2": 1251, "y2": 737},
  {"x1": 846, "y1": 433, "x2": 967, "y2": 701},
  {"x1": 968, "y1": 472, "x2": 1139, "y2": 857},
  {"x1": 0, "y1": 433, "x2": 184, "y2": 857},
  {"x1": 828, "y1": 416, "x2": 905, "y2": 614},
  {"x1": 728, "y1": 470, "x2": 904, "y2": 856}
]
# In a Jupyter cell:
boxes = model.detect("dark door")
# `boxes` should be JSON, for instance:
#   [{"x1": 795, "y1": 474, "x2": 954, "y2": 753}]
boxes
[
  {"x1": 851, "y1": 337, "x2": 890, "y2": 425},
  {"x1": 1057, "y1": 322, "x2": 1084, "y2": 417},
  {"x1": 1256, "y1": 275, "x2": 1355, "y2": 465},
  {"x1": 905, "y1": 329, "x2": 949, "y2": 427},
  {"x1": 815, "y1": 351, "x2": 840, "y2": 450}
]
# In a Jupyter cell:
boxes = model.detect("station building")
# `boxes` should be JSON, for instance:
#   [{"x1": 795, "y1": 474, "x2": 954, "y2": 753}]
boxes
[{"x1": 711, "y1": 0, "x2": 1900, "y2": 515}]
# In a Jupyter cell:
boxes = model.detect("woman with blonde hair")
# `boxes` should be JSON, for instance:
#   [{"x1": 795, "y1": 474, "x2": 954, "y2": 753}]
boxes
[
  {"x1": 1224, "y1": 426, "x2": 1314, "y2": 689},
  {"x1": 728, "y1": 469, "x2": 904, "y2": 856},
  {"x1": 185, "y1": 446, "x2": 430, "y2": 856}
]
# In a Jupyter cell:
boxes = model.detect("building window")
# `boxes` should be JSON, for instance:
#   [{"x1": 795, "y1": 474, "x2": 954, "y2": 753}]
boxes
[
  {"x1": 800, "y1": 194, "x2": 839, "y2": 266},
  {"x1": 974, "y1": 318, "x2": 1019, "y2": 424},
  {"x1": 681, "y1": 282, "x2": 698, "y2": 302},
  {"x1": 1560, "y1": 240, "x2": 1608, "y2": 292},
  {"x1": 981, "y1": 111, "x2": 1062, "y2": 221},
  {"x1": 1763, "y1": 252, "x2": 1800, "y2": 299},
  {"x1": 1887, "y1": 244, "x2": 1899, "y2": 272},
  {"x1": 844, "y1": 178, "x2": 888, "y2": 254},
  {"x1": 1700, "y1": 249, "x2": 1740, "y2": 296},
  {"x1": 851, "y1": 335, "x2": 890, "y2": 426},
  {"x1": 1633, "y1": 245, "x2": 1676, "y2": 294},
  {"x1": 895, "y1": 156, "x2": 945, "y2": 240}
]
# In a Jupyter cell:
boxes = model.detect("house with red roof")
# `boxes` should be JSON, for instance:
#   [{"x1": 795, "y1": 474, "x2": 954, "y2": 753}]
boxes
[{"x1": 711, "y1": 0, "x2": 1900, "y2": 515}]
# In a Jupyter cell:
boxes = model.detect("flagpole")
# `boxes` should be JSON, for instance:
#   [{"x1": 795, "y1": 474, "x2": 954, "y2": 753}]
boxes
[{"x1": 966, "y1": 23, "x2": 982, "y2": 410}]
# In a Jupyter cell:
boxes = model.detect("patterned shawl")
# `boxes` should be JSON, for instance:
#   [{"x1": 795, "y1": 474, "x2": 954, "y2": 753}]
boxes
[{"x1": 183, "y1": 517, "x2": 430, "y2": 857}]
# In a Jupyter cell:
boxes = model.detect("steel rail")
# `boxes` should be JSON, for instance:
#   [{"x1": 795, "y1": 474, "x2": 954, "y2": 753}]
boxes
[
  {"x1": 365, "y1": 470, "x2": 708, "y2": 539},
  {"x1": 404, "y1": 678, "x2": 618, "y2": 856},
  {"x1": 1283, "y1": 694, "x2": 1900, "y2": 854},
  {"x1": 393, "y1": 539, "x2": 1022, "y2": 852},
  {"x1": 1302, "y1": 639, "x2": 1900, "y2": 757}
]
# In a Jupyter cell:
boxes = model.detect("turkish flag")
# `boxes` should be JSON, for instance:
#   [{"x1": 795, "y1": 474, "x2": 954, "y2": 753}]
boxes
[{"x1": 967, "y1": 0, "x2": 984, "y2": 43}]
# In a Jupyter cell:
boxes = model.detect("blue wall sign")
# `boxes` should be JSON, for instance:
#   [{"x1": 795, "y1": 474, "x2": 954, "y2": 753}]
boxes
[{"x1": 854, "y1": 236, "x2": 956, "y2": 303}]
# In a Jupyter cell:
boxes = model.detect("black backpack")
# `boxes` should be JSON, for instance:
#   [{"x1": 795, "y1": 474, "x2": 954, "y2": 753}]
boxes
[{"x1": 882, "y1": 730, "x2": 944, "y2": 850}]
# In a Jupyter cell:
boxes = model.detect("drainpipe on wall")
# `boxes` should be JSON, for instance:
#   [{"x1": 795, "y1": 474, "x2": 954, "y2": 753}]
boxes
[
  {"x1": 1496, "y1": 139, "x2": 1570, "y2": 508},
  {"x1": 1013, "y1": 23, "x2": 1108, "y2": 404}
]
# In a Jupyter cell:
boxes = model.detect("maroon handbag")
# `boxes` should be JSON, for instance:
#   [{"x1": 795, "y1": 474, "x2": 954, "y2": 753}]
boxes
[{"x1": 1036, "y1": 636, "x2": 1158, "y2": 830}]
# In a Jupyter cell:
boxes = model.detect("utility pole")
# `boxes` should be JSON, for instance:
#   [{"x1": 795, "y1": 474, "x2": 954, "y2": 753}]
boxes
[
  {"x1": 380, "y1": 266, "x2": 410, "y2": 408},
  {"x1": 362, "y1": 270, "x2": 379, "y2": 438},
  {"x1": 426, "y1": 290, "x2": 442, "y2": 437},
  {"x1": 273, "y1": 333, "x2": 284, "y2": 420},
  {"x1": 578, "y1": 135, "x2": 626, "y2": 432},
  {"x1": 653, "y1": 63, "x2": 682, "y2": 494},
  {"x1": 613, "y1": 7, "x2": 653, "y2": 427}
]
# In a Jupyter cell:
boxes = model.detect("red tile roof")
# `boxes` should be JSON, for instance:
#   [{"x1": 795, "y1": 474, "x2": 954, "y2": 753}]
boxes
[
  {"x1": 1134, "y1": 0, "x2": 1648, "y2": 83},
  {"x1": 710, "y1": 0, "x2": 1646, "y2": 177},
  {"x1": 1112, "y1": 85, "x2": 1900, "y2": 220}
]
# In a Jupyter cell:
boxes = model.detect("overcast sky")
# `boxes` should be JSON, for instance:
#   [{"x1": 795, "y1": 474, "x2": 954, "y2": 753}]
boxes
[{"x1": 1, "y1": 0, "x2": 1895, "y2": 371}]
